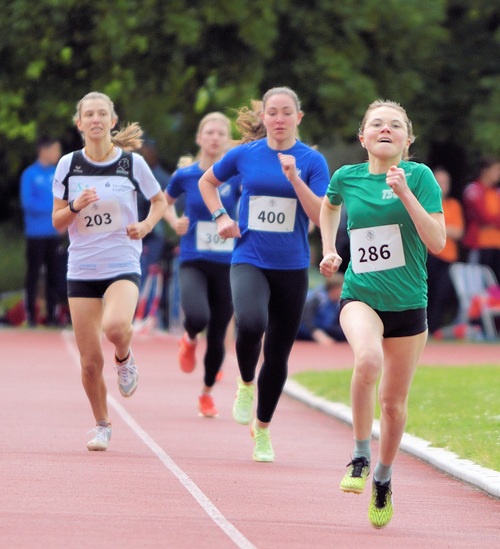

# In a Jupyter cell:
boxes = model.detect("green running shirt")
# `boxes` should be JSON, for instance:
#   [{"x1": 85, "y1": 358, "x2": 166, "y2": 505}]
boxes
[{"x1": 326, "y1": 161, "x2": 443, "y2": 311}]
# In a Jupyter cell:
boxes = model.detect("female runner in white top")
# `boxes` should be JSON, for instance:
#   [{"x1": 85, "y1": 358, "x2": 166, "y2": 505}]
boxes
[{"x1": 52, "y1": 91, "x2": 167, "y2": 451}]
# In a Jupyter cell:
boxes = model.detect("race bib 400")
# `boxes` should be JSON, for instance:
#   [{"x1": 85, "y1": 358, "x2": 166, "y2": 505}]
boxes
[{"x1": 248, "y1": 196, "x2": 297, "y2": 233}]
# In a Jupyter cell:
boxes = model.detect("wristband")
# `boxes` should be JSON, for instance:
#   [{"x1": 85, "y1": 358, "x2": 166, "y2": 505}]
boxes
[
  {"x1": 211, "y1": 208, "x2": 227, "y2": 221},
  {"x1": 68, "y1": 200, "x2": 81, "y2": 213}
]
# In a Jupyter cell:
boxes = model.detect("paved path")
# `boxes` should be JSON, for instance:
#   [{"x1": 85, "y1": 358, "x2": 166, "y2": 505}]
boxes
[{"x1": 2, "y1": 328, "x2": 499, "y2": 548}]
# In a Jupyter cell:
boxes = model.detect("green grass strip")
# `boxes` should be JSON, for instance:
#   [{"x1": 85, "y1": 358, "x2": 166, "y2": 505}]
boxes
[{"x1": 293, "y1": 365, "x2": 500, "y2": 472}]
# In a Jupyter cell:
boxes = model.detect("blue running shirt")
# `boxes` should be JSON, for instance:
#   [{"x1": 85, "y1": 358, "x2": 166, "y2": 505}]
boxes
[
  {"x1": 213, "y1": 139, "x2": 329, "y2": 270},
  {"x1": 167, "y1": 162, "x2": 241, "y2": 264}
]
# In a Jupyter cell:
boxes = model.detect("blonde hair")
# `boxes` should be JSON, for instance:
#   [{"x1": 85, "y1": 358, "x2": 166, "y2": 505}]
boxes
[
  {"x1": 177, "y1": 154, "x2": 195, "y2": 168},
  {"x1": 73, "y1": 91, "x2": 143, "y2": 151},
  {"x1": 236, "y1": 100, "x2": 265, "y2": 144},
  {"x1": 174, "y1": 112, "x2": 233, "y2": 167},
  {"x1": 196, "y1": 111, "x2": 231, "y2": 137},
  {"x1": 358, "y1": 99, "x2": 416, "y2": 161}
]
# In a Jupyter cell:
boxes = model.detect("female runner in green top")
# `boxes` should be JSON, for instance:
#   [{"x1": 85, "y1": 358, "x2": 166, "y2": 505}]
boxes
[{"x1": 319, "y1": 99, "x2": 445, "y2": 529}]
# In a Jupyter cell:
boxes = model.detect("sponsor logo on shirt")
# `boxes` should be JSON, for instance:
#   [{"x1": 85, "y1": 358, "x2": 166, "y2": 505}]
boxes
[
  {"x1": 79, "y1": 263, "x2": 97, "y2": 270},
  {"x1": 219, "y1": 183, "x2": 231, "y2": 197},
  {"x1": 69, "y1": 180, "x2": 90, "y2": 193},
  {"x1": 116, "y1": 158, "x2": 130, "y2": 176},
  {"x1": 111, "y1": 178, "x2": 133, "y2": 194},
  {"x1": 381, "y1": 171, "x2": 411, "y2": 200},
  {"x1": 382, "y1": 189, "x2": 398, "y2": 200},
  {"x1": 108, "y1": 261, "x2": 135, "y2": 269}
]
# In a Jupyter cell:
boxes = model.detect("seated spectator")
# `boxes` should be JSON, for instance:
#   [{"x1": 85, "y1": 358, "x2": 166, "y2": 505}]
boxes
[
  {"x1": 296, "y1": 272, "x2": 346, "y2": 345},
  {"x1": 427, "y1": 167, "x2": 464, "y2": 334}
]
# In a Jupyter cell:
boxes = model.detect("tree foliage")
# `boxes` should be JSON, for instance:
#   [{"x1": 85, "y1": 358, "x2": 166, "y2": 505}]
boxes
[{"x1": 0, "y1": 0, "x2": 498, "y2": 219}]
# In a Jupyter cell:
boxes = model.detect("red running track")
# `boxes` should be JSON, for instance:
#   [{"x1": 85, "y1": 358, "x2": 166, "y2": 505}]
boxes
[{"x1": 1, "y1": 327, "x2": 499, "y2": 548}]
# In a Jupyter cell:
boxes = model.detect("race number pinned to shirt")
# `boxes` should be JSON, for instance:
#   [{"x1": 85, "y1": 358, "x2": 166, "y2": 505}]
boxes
[
  {"x1": 248, "y1": 196, "x2": 297, "y2": 232},
  {"x1": 350, "y1": 224, "x2": 405, "y2": 273},
  {"x1": 76, "y1": 199, "x2": 123, "y2": 235},
  {"x1": 196, "y1": 221, "x2": 234, "y2": 252}
]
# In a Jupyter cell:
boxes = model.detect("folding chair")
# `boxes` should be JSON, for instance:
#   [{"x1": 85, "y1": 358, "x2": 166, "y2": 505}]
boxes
[{"x1": 449, "y1": 262, "x2": 500, "y2": 340}]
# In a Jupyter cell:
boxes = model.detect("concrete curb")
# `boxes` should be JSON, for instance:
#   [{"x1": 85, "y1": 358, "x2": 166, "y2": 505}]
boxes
[{"x1": 284, "y1": 379, "x2": 500, "y2": 499}]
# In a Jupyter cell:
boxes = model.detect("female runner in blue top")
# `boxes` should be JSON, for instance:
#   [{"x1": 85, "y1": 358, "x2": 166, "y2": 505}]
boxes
[
  {"x1": 164, "y1": 112, "x2": 241, "y2": 418},
  {"x1": 199, "y1": 87, "x2": 330, "y2": 462},
  {"x1": 319, "y1": 99, "x2": 445, "y2": 528}
]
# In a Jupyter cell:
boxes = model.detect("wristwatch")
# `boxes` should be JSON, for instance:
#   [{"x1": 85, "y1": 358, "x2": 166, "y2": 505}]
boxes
[
  {"x1": 211, "y1": 208, "x2": 227, "y2": 221},
  {"x1": 68, "y1": 200, "x2": 81, "y2": 213}
]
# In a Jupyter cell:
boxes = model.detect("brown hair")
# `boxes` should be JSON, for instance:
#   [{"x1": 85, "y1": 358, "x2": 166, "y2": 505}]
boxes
[
  {"x1": 262, "y1": 86, "x2": 301, "y2": 112},
  {"x1": 236, "y1": 87, "x2": 303, "y2": 144},
  {"x1": 73, "y1": 91, "x2": 143, "y2": 151},
  {"x1": 358, "y1": 99, "x2": 416, "y2": 161}
]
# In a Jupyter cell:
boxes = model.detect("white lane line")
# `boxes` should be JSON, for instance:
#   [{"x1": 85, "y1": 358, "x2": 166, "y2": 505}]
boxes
[{"x1": 62, "y1": 331, "x2": 256, "y2": 549}]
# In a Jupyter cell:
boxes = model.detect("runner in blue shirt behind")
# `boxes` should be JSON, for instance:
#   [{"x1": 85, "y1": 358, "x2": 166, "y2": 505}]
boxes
[
  {"x1": 164, "y1": 112, "x2": 241, "y2": 419},
  {"x1": 199, "y1": 87, "x2": 330, "y2": 462}
]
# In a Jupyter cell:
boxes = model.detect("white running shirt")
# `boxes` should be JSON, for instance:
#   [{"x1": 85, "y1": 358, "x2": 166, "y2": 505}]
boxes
[{"x1": 52, "y1": 148, "x2": 161, "y2": 280}]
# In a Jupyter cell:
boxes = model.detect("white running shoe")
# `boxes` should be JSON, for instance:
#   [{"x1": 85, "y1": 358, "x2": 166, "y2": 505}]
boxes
[
  {"x1": 87, "y1": 425, "x2": 112, "y2": 451},
  {"x1": 115, "y1": 350, "x2": 138, "y2": 397}
]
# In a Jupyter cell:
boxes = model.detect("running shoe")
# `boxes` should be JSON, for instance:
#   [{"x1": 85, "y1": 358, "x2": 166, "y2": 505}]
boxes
[
  {"x1": 87, "y1": 425, "x2": 112, "y2": 451},
  {"x1": 178, "y1": 333, "x2": 197, "y2": 373},
  {"x1": 368, "y1": 479, "x2": 394, "y2": 529},
  {"x1": 340, "y1": 457, "x2": 370, "y2": 494},
  {"x1": 250, "y1": 419, "x2": 274, "y2": 462},
  {"x1": 232, "y1": 378, "x2": 254, "y2": 425},
  {"x1": 115, "y1": 349, "x2": 138, "y2": 397},
  {"x1": 198, "y1": 393, "x2": 218, "y2": 418}
]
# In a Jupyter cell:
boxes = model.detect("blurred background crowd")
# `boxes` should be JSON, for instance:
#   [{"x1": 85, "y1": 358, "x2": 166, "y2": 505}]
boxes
[{"x1": 0, "y1": 1, "x2": 499, "y2": 340}]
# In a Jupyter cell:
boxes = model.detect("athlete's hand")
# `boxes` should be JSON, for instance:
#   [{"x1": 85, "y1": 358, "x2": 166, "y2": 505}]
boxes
[
  {"x1": 216, "y1": 216, "x2": 241, "y2": 239},
  {"x1": 319, "y1": 252, "x2": 343, "y2": 278},
  {"x1": 386, "y1": 165, "x2": 409, "y2": 197},
  {"x1": 174, "y1": 215, "x2": 190, "y2": 236},
  {"x1": 72, "y1": 187, "x2": 99, "y2": 211},
  {"x1": 126, "y1": 220, "x2": 150, "y2": 240},
  {"x1": 278, "y1": 153, "x2": 299, "y2": 185}
]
